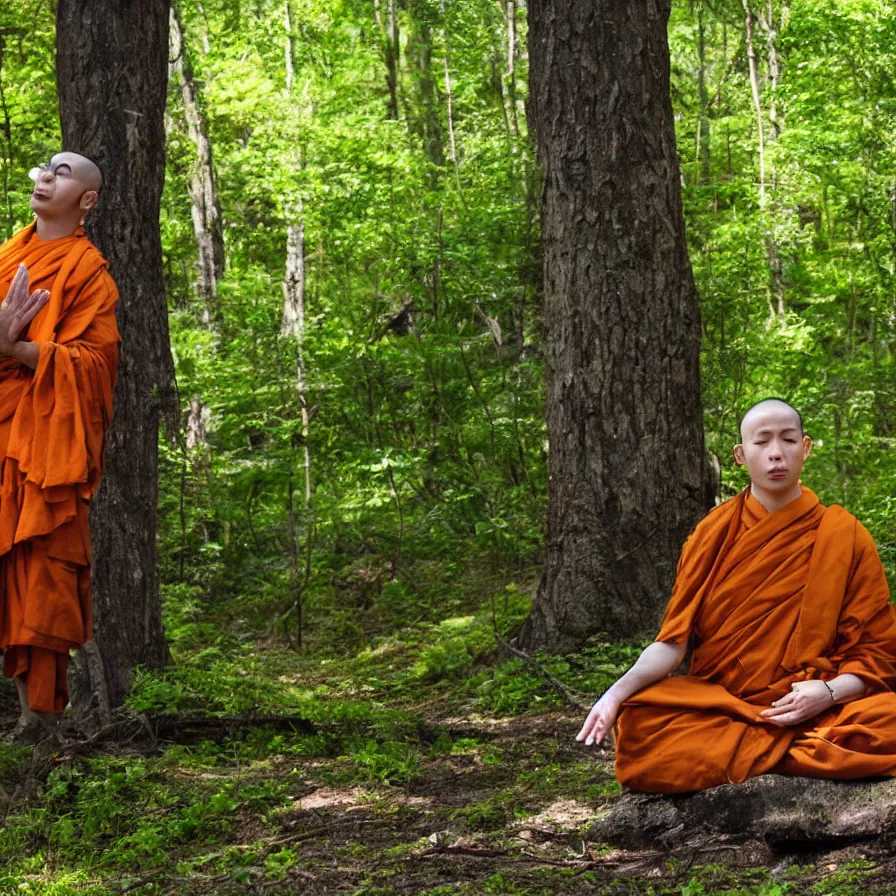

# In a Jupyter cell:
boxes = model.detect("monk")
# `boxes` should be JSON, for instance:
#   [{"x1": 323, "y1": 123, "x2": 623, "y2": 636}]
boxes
[
  {"x1": 577, "y1": 398, "x2": 896, "y2": 793},
  {"x1": 0, "y1": 152, "x2": 119, "y2": 742}
]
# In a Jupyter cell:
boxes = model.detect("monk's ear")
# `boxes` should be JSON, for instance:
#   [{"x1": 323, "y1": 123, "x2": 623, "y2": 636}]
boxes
[
  {"x1": 733, "y1": 444, "x2": 745, "y2": 466},
  {"x1": 80, "y1": 190, "x2": 98, "y2": 213},
  {"x1": 802, "y1": 434, "x2": 813, "y2": 459}
]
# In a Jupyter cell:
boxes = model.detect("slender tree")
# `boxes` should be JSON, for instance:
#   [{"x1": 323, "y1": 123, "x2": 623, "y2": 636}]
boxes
[
  {"x1": 56, "y1": 0, "x2": 174, "y2": 729},
  {"x1": 169, "y1": 0, "x2": 225, "y2": 328},
  {"x1": 520, "y1": 0, "x2": 714, "y2": 652},
  {"x1": 281, "y1": 0, "x2": 313, "y2": 648}
]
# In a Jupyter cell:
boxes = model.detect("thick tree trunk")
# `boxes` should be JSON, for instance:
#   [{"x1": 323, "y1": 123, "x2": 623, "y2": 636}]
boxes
[
  {"x1": 520, "y1": 0, "x2": 712, "y2": 651},
  {"x1": 56, "y1": 0, "x2": 174, "y2": 729},
  {"x1": 169, "y1": 0, "x2": 225, "y2": 328}
]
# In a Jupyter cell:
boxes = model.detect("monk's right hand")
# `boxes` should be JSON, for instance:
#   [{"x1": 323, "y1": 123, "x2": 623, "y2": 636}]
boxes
[
  {"x1": 576, "y1": 691, "x2": 621, "y2": 746},
  {"x1": 0, "y1": 264, "x2": 49, "y2": 353}
]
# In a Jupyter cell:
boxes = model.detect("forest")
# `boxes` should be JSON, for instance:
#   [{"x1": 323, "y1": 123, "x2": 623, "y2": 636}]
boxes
[{"x1": 1, "y1": 0, "x2": 895, "y2": 893}]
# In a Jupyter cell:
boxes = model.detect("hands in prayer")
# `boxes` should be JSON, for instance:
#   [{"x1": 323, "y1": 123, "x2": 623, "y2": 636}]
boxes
[
  {"x1": 0, "y1": 264, "x2": 49, "y2": 358},
  {"x1": 759, "y1": 680, "x2": 835, "y2": 726},
  {"x1": 576, "y1": 690, "x2": 622, "y2": 746}
]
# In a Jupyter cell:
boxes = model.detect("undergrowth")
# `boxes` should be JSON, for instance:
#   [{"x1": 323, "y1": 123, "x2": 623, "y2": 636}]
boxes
[{"x1": 0, "y1": 580, "x2": 858, "y2": 896}]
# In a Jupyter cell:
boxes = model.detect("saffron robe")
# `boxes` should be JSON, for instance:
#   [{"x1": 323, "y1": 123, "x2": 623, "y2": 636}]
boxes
[
  {"x1": 0, "y1": 223, "x2": 119, "y2": 713},
  {"x1": 615, "y1": 488, "x2": 896, "y2": 793}
]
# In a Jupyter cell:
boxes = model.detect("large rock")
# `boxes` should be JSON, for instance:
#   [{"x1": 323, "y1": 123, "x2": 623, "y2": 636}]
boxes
[{"x1": 591, "y1": 776, "x2": 896, "y2": 850}]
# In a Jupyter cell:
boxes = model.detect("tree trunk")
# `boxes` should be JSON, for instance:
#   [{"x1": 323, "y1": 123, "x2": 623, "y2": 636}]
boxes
[
  {"x1": 373, "y1": 0, "x2": 401, "y2": 120},
  {"x1": 696, "y1": 3, "x2": 711, "y2": 184},
  {"x1": 504, "y1": 0, "x2": 521, "y2": 139},
  {"x1": 759, "y1": 1, "x2": 787, "y2": 318},
  {"x1": 282, "y1": 2, "x2": 313, "y2": 649},
  {"x1": 520, "y1": 0, "x2": 712, "y2": 651},
  {"x1": 281, "y1": 212, "x2": 306, "y2": 340},
  {"x1": 744, "y1": 0, "x2": 785, "y2": 320},
  {"x1": 169, "y1": 0, "x2": 225, "y2": 328},
  {"x1": 405, "y1": 7, "x2": 445, "y2": 174},
  {"x1": 56, "y1": 0, "x2": 175, "y2": 730}
]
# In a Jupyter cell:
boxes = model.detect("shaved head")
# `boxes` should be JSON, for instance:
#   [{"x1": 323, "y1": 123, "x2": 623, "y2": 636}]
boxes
[
  {"x1": 54, "y1": 151, "x2": 103, "y2": 193},
  {"x1": 30, "y1": 150, "x2": 104, "y2": 238},
  {"x1": 739, "y1": 398, "x2": 803, "y2": 442}
]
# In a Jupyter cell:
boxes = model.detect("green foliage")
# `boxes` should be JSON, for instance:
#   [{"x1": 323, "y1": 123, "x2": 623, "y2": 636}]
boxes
[
  {"x1": 340, "y1": 738, "x2": 423, "y2": 786},
  {"x1": 155, "y1": 0, "x2": 545, "y2": 654},
  {"x1": 670, "y1": 0, "x2": 896, "y2": 562},
  {"x1": 467, "y1": 640, "x2": 643, "y2": 716},
  {"x1": 0, "y1": 1, "x2": 59, "y2": 241}
]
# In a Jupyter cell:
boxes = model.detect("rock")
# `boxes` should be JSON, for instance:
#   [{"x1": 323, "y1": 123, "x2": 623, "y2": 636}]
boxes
[{"x1": 590, "y1": 775, "x2": 896, "y2": 850}]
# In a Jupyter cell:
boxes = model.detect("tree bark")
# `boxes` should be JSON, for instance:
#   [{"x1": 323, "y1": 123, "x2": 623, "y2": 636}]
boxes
[
  {"x1": 405, "y1": 6, "x2": 445, "y2": 173},
  {"x1": 520, "y1": 0, "x2": 712, "y2": 651},
  {"x1": 504, "y1": 0, "x2": 521, "y2": 139},
  {"x1": 696, "y1": 3, "x2": 711, "y2": 184},
  {"x1": 758, "y1": 1, "x2": 787, "y2": 318},
  {"x1": 56, "y1": 0, "x2": 175, "y2": 729},
  {"x1": 282, "y1": 2, "x2": 313, "y2": 649},
  {"x1": 744, "y1": 0, "x2": 785, "y2": 320},
  {"x1": 169, "y1": 0, "x2": 225, "y2": 328},
  {"x1": 373, "y1": 0, "x2": 401, "y2": 120}
]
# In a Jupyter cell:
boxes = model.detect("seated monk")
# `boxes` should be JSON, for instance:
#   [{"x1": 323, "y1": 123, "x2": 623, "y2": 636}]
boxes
[
  {"x1": 0, "y1": 152, "x2": 119, "y2": 742},
  {"x1": 577, "y1": 398, "x2": 896, "y2": 793}
]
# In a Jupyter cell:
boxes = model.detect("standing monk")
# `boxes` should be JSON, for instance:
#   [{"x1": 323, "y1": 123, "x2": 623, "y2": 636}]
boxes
[
  {"x1": 577, "y1": 399, "x2": 896, "y2": 792},
  {"x1": 0, "y1": 152, "x2": 119, "y2": 742}
]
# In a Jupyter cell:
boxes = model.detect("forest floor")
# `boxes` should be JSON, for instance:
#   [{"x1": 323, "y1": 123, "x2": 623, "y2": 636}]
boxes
[{"x1": 0, "y1": 589, "x2": 894, "y2": 895}]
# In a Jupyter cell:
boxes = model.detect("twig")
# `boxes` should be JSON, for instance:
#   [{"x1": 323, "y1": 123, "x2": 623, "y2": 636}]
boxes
[{"x1": 495, "y1": 634, "x2": 593, "y2": 710}]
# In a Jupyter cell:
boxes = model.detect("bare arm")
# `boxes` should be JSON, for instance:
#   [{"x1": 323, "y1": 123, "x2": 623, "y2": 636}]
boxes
[
  {"x1": 759, "y1": 672, "x2": 866, "y2": 726},
  {"x1": 576, "y1": 640, "x2": 687, "y2": 746}
]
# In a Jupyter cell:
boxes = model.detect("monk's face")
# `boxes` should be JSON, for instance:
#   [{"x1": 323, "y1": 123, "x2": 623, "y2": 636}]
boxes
[
  {"x1": 29, "y1": 152, "x2": 99, "y2": 224},
  {"x1": 734, "y1": 403, "x2": 812, "y2": 494}
]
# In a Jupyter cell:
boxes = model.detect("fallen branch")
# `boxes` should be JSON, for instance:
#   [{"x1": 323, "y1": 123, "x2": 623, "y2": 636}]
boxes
[{"x1": 495, "y1": 635, "x2": 593, "y2": 710}]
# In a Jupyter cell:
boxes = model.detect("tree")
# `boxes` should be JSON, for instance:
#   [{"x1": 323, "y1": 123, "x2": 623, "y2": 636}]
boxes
[
  {"x1": 169, "y1": 0, "x2": 225, "y2": 329},
  {"x1": 520, "y1": 0, "x2": 715, "y2": 652},
  {"x1": 56, "y1": 0, "x2": 174, "y2": 729}
]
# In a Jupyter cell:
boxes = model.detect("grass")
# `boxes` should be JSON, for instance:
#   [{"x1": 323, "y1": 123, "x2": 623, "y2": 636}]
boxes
[{"x1": 0, "y1": 579, "x2": 891, "y2": 895}]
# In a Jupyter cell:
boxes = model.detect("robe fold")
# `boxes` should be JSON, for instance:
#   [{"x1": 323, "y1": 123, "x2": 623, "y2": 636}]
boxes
[
  {"x1": 616, "y1": 487, "x2": 896, "y2": 793},
  {"x1": 0, "y1": 223, "x2": 119, "y2": 713}
]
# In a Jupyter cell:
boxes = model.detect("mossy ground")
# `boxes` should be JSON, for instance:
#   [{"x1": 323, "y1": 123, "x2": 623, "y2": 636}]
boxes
[{"x1": 1, "y1": 587, "x2": 894, "y2": 895}]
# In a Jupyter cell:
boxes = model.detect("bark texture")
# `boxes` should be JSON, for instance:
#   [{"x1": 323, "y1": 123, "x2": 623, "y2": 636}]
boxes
[
  {"x1": 56, "y1": 0, "x2": 174, "y2": 729},
  {"x1": 169, "y1": 0, "x2": 225, "y2": 328},
  {"x1": 520, "y1": 0, "x2": 712, "y2": 650}
]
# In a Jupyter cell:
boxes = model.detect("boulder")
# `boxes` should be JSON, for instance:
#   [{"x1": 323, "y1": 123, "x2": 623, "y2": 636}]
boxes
[{"x1": 590, "y1": 776, "x2": 896, "y2": 850}]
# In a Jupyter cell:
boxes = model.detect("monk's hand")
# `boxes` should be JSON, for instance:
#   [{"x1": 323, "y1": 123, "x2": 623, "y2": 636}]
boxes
[
  {"x1": 759, "y1": 681, "x2": 835, "y2": 726},
  {"x1": 0, "y1": 263, "x2": 49, "y2": 356},
  {"x1": 576, "y1": 691, "x2": 621, "y2": 747}
]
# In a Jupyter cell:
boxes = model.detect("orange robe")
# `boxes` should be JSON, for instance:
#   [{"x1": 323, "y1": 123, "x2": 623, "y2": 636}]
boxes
[
  {"x1": 615, "y1": 487, "x2": 896, "y2": 793},
  {"x1": 0, "y1": 223, "x2": 119, "y2": 713}
]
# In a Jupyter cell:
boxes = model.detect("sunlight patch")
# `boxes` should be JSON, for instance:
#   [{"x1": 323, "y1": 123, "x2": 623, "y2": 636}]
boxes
[
  {"x1": 295, "y1": 786, "x2": 368, "y2": 810},
  {"x1": 517, "y1": 798, "x2": 595, "y2": 830}
]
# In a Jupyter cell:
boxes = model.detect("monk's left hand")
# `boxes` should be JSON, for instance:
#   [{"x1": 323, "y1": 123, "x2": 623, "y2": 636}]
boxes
[
  {"x1": 759, "y1": 681, "x2": 835, "y2": 726},
  {"x1": 0, "y1": 263, "x2": 49, "y2": 356}
]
